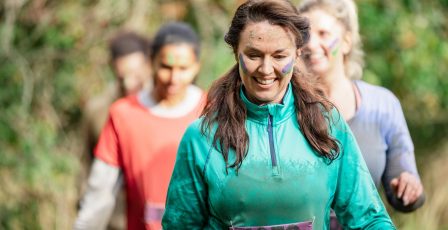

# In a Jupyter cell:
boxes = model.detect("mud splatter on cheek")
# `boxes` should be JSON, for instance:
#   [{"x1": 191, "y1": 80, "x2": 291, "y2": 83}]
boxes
[
  {"x1": 281, "y1": 59, "x2": 294, "y2": 75},
  {"x1": 239, "y1": 53, "x2": 249, "y2": 75},
  {"x1": 328, "y1": 38, "x2": 340, "y2": 56}
]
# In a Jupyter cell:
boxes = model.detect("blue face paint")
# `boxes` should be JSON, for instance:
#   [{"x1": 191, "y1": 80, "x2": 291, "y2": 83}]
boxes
[
  {"x1": 281, "y1": 59, "x2": 294, "y2": 75},
  {"x1": 239, "y1": 53, "x2": 249, "y2": 75},
  {"x1": 328, "y1": 38, "x2": 339, "y2": 56},
  {"x1": 328, "y1": 38, "x2": 339, "y2": 49}
]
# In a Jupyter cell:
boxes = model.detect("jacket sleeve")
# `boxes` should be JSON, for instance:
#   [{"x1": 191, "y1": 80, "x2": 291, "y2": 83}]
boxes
[
  {"x1": 74, "y1": 158, "x2": 123, "y2": 230},
  {"x1": 330, "y1": 112, "x2": 396, "y2": 230},
  {"x1": 381, "y1": 96, "x2": 425, "y2": 212},
  {"x1": 162, "y1": 122, "x2": 210, "y2": 229}
]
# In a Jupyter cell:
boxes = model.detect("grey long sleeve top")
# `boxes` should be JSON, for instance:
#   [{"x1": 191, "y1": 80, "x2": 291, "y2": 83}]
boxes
[{"x1": 348, "y1": 80, "x2": 425, "y2": 212}]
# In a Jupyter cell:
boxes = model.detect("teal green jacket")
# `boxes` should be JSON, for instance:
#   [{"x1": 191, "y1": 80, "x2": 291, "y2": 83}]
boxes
[{"x1": 162, "y1": 85, "x2": 395, "y2": 229}]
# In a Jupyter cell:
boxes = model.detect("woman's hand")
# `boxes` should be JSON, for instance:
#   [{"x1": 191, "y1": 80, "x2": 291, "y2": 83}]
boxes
[{"x1": 390, "y1": 172, "x2": 423, "y2": 206}]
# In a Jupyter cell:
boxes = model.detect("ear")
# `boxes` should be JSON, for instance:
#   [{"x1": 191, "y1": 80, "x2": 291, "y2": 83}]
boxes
[
  {"x1": 146, "y1": 59, "x2": 152, "y2": 71},
  {"x1": 342, "y1": 32, "x2": 352, "y2": 55},
  {"x1": 192, "y1": 62, "x2": 201, "y2": 76},
  {"x1": 296, "y1": 48, "x2": 302, "y2": 59},
  {"x1": 110, "y1": 60, "x2": 118, "y2": 75}
]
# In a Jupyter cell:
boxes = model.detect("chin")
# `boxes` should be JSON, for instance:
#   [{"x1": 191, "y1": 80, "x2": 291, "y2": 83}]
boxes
[
  {"x1": 124, "y1": 89, "x2": 139, "y2": 96},
  {"x1": 310, "y1": 66, "x2": 329, "y2": 76},
  {"x1": 252, "y1": 94, "x2": 278, "y2": 104},
  {"x1": 167, "y1": 86, "x2": 183, "y2": 95}
]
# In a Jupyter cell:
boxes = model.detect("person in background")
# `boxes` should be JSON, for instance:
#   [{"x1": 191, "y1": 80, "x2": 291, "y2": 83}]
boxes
[
  {"x1": 75, "y1": 22, "x2": 205, "y2": 230},
  {"x1": 82, "y1": 31, "x2": 152, "y2": 162},
  {"x1": 298, "y1": 0, "x2": 424, "y2": 227},
  {"x1": 79, "y1": 31, "x2": 152, "y2": 230},
  {"x1": 162, "y1": 0, "x2": 395, "y2": 229}
]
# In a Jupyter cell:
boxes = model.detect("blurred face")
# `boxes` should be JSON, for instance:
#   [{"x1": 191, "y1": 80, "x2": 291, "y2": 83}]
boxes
[
  {"x1": 303, "y1": 9, "x2": 351, "y2": 76},
  {"x1": 113, "y1": 52, "x2": 151, "y2": 96},
  {"x1": 237, "y1": 21, "x2": 299, "y2": 105},
  {"x1": 152, "y1": 44, "x2": 199, "y2": 101}
]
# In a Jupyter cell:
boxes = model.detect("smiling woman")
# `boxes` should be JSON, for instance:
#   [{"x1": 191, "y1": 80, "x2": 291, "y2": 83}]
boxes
[
  {"x1": 237, "y1": 21, "x2": 298, "y2": 105},
  {"x1": 298, "y1": 0, "x2": 425, "y2": 219},
  {"x1": 75, "y1": 22, "x2": 205, "y2": 230},
  {"x1": 162, "y1": 0, "x2": 396, "y2": 229},
  {"x1": 152, "y1": 43, "x2": 200, "y2": 106}
]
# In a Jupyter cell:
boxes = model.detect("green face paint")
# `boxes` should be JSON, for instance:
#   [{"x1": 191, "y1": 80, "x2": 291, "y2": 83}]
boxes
[
  {"x1": 167, "y1": 53, "x2": 176, "y2": 65},
  {"x1": 331, "y1": 47, "x2": 340, "y2": 56},
  {"x1": 328, "y1": 38, "x2": 339, "y2": 57},
  {"x1": 239, "y1": 53, "x2": 249, "y2": 75}
]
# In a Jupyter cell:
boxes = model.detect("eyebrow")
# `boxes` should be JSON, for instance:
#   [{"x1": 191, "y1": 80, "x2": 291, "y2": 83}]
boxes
[
  {"x1": 243, "y1": 46, "x2": 289, "y2": 54},
  {"x1": 159, "y1": 62, "x2": 174, "y2": 68}
]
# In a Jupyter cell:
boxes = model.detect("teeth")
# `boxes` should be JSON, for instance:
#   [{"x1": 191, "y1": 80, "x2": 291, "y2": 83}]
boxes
[
  {"x1": 310, "y1": 53, "x2": 324, "y2": 59},
  {"x1": 255, "y1": 78, "x2": 275, "y2": 85}
]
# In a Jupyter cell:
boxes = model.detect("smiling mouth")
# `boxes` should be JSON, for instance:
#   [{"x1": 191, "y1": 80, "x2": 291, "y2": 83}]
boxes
[
  {"x1": 309, "y1": 52, "x2": 325, "y2": 60},
  {"x1": 254, "y1": 78, "x2": 276, "y2": 85}
]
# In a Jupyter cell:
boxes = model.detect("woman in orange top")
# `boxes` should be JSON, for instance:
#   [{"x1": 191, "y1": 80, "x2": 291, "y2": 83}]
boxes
[{"x1": 74, "y1": 22, "x2": 205, "y2": 230}]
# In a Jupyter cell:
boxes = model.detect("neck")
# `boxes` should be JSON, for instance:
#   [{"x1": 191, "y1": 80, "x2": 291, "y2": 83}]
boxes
[
  {"x1": 322, "y1": 74, "x2": 352, "y2": 99},
  {"x1": 318, "y1": 68, "x2": 357, "y2": 121},
  {"x1": 315, "y1": 60, "x2": 345, "y2": 93},
  {"x1": 151, "y1": 87, "x2": 187, "y2": 108},
  {"x1": 117, "y1": 84, "x2": 127, "y2": 98}
]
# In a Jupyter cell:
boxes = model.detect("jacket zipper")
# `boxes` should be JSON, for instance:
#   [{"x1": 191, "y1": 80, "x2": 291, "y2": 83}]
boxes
[{"x1": 267, "y1": 114, "x2": 279, "y2": 175}]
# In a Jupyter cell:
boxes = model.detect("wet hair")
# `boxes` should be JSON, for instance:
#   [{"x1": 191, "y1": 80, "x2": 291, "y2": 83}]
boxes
[
  {"x1": 298, "y1": 0, "x2": 364, "y2": 80},
  {"x1": 202, "y1": 0, "x2": 340, "y2": 171},
  {"x1": 109, "y1": 31, "x2": 151, "y2": 61},
  {"x1": 150, "y1": 22, "x2": 201, "y2": 61}
]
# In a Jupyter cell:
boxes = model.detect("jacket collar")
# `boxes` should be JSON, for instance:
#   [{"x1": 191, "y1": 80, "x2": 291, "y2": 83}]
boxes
[{"x1": 241, "y1": 84, "x2": 296, "y2": 125}]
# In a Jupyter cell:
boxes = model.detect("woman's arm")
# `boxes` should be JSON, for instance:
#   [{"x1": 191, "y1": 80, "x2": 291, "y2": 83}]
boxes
[
  {"x1": 382, "y1": 96, "x2": 425, "y2": 212},
  {"x1": 162, "y1": 122, "x2": 210, "y2": 229},
  {"x1": 331, "y1": 113, "x2": 396, "y2": 229},
  {"x1": 74, "y1": 158, "x2": 122, "y2": 230}
]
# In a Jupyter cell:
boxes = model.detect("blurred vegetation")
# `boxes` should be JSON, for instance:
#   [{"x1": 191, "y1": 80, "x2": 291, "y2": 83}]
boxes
[
  {"x1": 358, "y1": 0, "x2": 448, "y2": 152},
  {"x1": 387, "y1": 143, "x2": 448, "y2": 230},
  {"x1": 0, "y1": 0, "x2": 447, "y2": 229}
]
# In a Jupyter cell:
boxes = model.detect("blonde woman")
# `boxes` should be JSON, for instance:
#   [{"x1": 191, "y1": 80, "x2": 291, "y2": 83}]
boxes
[{"x1": 298, "y1": 0, "x2": 425, "y2": 220}]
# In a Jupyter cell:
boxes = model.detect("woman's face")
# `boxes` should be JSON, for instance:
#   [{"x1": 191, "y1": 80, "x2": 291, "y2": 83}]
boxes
[
  {"x1": 113, "y1": 52, "x2": 151, "y2": 96},
  {"x1": 237, "y1": 21, "x2": 299, "y2": 105},
  {"x1": 303, "y1": 9, "x2": 350, "y2": 76},
  {"x1": 152, "y1": 43, "x2": 199, "y2": 101}
]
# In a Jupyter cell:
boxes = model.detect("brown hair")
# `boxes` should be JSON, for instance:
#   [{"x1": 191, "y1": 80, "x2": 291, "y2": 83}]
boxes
[
  {"x1": 298, "y1": 0, "x2": 364, "y2": 80},
  {"x1": 109, "y1": 31, "x2": 151, "y2": 61},
  {"x1": 150, "y1": 22, "x2": 201, "y2": 61},
  {"x1": 202, "y1": 0, "x2": 340, "y2": 170}
]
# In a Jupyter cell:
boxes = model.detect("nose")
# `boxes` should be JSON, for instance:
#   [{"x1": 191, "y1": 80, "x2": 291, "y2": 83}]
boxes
[
  {"x1": 258, "y1": 57, "x2": 274, "y2": 75},
  {"x1": 306, "y1": 32, "x2": 319, "y2": 51},
  {"x1": 169, "y1": 69, "x2": 182, "y2": 84},
  {"x1": 302, "y1": 32, "x2": 321, "y2": 60}
]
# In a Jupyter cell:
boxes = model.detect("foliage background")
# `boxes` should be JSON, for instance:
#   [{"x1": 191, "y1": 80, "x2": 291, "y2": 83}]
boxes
[{"x1": 0, "y1": 0, "x2": 447, "y2": 229}]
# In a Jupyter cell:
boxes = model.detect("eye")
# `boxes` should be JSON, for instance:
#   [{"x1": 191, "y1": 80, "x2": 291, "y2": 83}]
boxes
[
  {"x1": 246, "y1": 53, "x2": 260, "y2": 60},
  {"x1": 319, "y1": 30, "x2": 330, "y2": 38},
  {"x1": 160, "y1": 63, "x2": 172, "y2": 70},
  {"x1": 273, "y1": 55, "x2": 287, "y2": 60}
]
